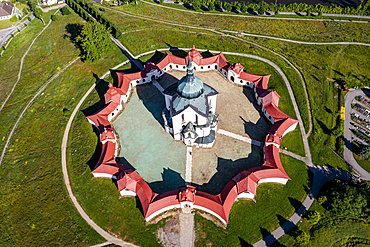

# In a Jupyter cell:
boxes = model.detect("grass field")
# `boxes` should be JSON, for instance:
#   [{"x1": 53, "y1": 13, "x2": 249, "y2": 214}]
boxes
[
  {"x1": 194, "y1": 154, "x2": 311, "y2": 246},
  {"x1": 354, "y1": 154, "x2": 370, "y2": 174},
  {"x1": 109, "y1": 1, "x2": 370, "y2": 43},
  {"x1": 0, "y1": 10, "x2": 128, "y2": 246}
]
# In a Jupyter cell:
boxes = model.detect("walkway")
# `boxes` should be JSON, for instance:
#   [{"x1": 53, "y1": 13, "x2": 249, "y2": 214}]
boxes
[
  {"x1": 343, "y1": 90, "x2": 370, "y2": 180},
  {"x1": 61, "y1": 59, "x2": 138, "y2": 247},
  {"x1": 185, "y1": 146, "x2": 193, "y2": 184},
  {"x1": 253, "y1": 166, "x2": 360, "y2": 247},
  {"x1": 41, "y1": 3, "x2": 66, "y2": 12},
  {"x1": 217, "y1": 129, "x2": 262, "y2": 147}
]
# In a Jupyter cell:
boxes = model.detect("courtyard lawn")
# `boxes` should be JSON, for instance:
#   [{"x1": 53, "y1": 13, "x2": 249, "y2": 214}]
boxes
[
  {"x1": 194, "y1": 154, "x2": 311, "y2": 246},
  {"x1": 0, "y1": 10, "x2": 128, "y2": 246},
  {"x1": 110, "y1": 1, "x2": 370, "y2": 43}
]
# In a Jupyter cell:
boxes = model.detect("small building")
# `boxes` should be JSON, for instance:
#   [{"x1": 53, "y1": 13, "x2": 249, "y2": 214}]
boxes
[
  {"x1": 163, "y1": 56, "x2": 218, "y2": 147},
  {"x1": 0, "y1": 2, "x2": 14, "y2": 20}
]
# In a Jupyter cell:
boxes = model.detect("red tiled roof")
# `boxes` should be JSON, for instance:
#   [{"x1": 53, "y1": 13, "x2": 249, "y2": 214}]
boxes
[
  {"x1": 86, "y1": 114, "x2": 111, "y2": 132},
  {"x1": 117, "y1": 71, "x2": 143, "y2": 93},
  {"x1": 186, "y1": 45, "x2": 203, "y2": 65},
  {"x1": 105, "y1": 83, "x2": 126, "y2": 104},
  {"x1": 262, "y1": 91, "x2": 280, "y2": 107},
  {"x1": 116, "y1": 169, "x2": 143, "y2": 193},
  {"x1": 229, "y1": 63, "x2": 244, "y2": 75},
  {"x1": 179, "y1": 185, "x2": 196, "y2": 203},
  {"x1": 100, "y1": 127, "x2": 115, "y2": 142},
  {"x1": 91, "y1": 141, "x2": 117, "y2": 173},
  {"x1": 264, "y1": 103, "x2": 291, "y2": 122}
]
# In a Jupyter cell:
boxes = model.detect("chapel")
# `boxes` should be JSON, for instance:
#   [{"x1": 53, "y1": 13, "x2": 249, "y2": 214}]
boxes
[{"x1": 163, "y1": 56, "x2": 218, "y2": 147}]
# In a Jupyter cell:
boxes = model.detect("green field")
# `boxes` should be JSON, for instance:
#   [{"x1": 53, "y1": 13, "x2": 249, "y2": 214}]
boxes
[{"x1": 0, "y1": 1, "x2": 369, "y2": 246}]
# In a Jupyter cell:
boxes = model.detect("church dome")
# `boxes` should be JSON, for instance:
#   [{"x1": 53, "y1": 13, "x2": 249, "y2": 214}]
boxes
[{"x1": 177, "y1": 55, "x2": 204, "y2": 99}]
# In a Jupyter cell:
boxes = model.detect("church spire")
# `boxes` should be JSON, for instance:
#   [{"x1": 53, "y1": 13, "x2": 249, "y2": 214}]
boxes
[{"x1": 187, "y1": 54, "x2": 194, "y2": 75}]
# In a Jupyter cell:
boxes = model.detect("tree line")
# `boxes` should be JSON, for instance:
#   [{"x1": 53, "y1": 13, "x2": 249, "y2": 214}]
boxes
[
  {"x1": 178, "y1": 0, "x2": 370, "y2": 16},
  {"x1": 65, "y1": 0, "x2": 122, "y2": 37}
]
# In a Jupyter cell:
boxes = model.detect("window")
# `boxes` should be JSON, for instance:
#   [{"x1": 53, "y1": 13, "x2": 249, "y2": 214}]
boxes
[
  {"x1": 215, "y1": 65, "x2": 217, "y2": 69},
  {"x1": 208, "y1": 66, "x2": 210, "y2": 69},
  {"x1": 112, "y1": 113, "x2": 114, "y2": 116},
  {"x1": 195, "y1": 115, "x2": 198, "y2": 125},
  {"x1": 183, "y1": 66, "x2": 185, "y2": 69},
  {"x1": 182, "y1": 114, "x2": 184, "y2": 123},
  {"x1": 143, "y1": 79, "x2": 145, "y2": 82},
  {"x1": 176, "y1": 65, "x2": 178, "y2": 68},
  {"x1": 201, "y1": 66, "x2": 203, "y2": 69},
  {"x1": 170, "y1": 65, "x2": 172, "y2": 69}
]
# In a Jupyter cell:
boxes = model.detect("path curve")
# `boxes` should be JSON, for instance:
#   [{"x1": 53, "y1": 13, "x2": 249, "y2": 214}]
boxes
[
  {"x1": 343, "y1": 89, "x2": 370, "y2": 180},
  {"x1": 252, "y1": 165, "x2": 360, "y2": 247},
  {"x1": 0, "y1": 8, "x2": 61, "y2": 113},
  {"x1": 0, "y1": 56, "x2": 80, "y2": 167},
  {"x1": 61, "y1": 59, "x2": 138, "y2": 247},
  {"x1": 103, "y1": 5, "x2": 315, "y2": 139}
]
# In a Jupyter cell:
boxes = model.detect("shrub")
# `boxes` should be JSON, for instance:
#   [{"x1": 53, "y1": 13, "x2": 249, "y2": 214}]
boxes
[
  {"x1": 358, "y1": 145, "x2": 370, "y2": 159},
  {"x1": 307, "y1": 10, "x2": 311, "y2": 16},
  {"x1": 192, "y1": 0, "x2": 200, "y2": 11},
  {"x1": 60, "y1": 6, "x2": 71, "y2": 15},
  {"x1": 296, "y1": 231, "x2": 310, "y2": 245},
  {"x1": 52, "y1": 14, "x2": 58, "y2": 21},
  {"x1": 28, "y1": 16, "x2": 31, "y2": 21},
  {"x1": 208, "y1": 2, "x2": 215, "y2": 11},
  {"x1": 317, "y1": 195, "x2": 327, "y2": 205},
  {"x1": 159, "y1": 0, "x2": 164, "y2": 4},
  {"x1": 307, "y1": 211, "x2": 321, "y2": 225},
  {"x1": 318, "y1": 11, "x2": 323, "y2": 17}
]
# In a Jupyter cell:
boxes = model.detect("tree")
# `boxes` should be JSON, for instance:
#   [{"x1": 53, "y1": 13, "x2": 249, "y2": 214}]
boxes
[
  {"x1": 331, "y1": 125, "x2": 343, "y2": 138},
  {"x1": 192, "y1": 0, "x2": 201, "y2": 11},
  {"x1": 296, "y1": 231, "x2": 310, "y2": 245},
  {"x1": 208, "y1": 2, "x2": 215, "y2": 11},
  {"x1": 224, "y1": 2, "x2": 232, "y2": 11},
  {"x1": 76, "y1": 22, "x2": 112, "y2": 63},
  {"x1": 34, "y1": 8, "x2": 45, "y2": 25},
  {"x1": 257, "y1": 4, "x2": 265, "y2": 15},
  {"x1": 240, "y1": 3, "x2": 247, "y2": 13},
  {"x1": 60, "y1": 6, "x2": 71, "y2": 15},
  {"x1": 307, "y1": 211, "x2": 321, "y2": 225},
  {"x1": 358, "y1": 145, "x2": 370, "y2": 159}
]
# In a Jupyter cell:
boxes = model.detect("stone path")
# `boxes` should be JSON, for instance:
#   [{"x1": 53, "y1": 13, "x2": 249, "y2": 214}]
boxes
[
  {"x1": 185, "y1": 146, "x2": 193, "y2": 184},
  {"x1": 90, "y1": 241, "x2": 112, "y2": 247},
  {"x1": 280, "y1": 149, "x2": 306, "y2": 162},
  {"x1": 179, "y1": 208, "x2": 195, "y2": 247},
  {"x1": 343, "y1": 90, "x2": 370, "y2": 180},
  {"x1": 217, "y1": 128, "x2": 262, "y2": 147}
]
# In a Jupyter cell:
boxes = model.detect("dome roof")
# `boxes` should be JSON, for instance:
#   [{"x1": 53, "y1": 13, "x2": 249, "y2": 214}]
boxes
[{"x1": 177, "y1": 55, "x2": 204, "y2": 99}]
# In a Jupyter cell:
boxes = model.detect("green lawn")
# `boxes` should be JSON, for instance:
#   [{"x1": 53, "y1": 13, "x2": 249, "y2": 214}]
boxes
[
  {"x1": 0, "y1": 19, "x2": 12, "y2": 29},
  {"x1": 0, "y1": 10, "x2": 128, "y2": 246},
  {"x1": 281, "y1": 127, "x2": 306, "y2": 157},
  {"x1": 109, "y1": 1, "x2": 370, "y2": 43},
  {"x1": 195, "y1": 154, "x2": 311, "y2": 246},
  {"x1": 354, "y1": 154, "x2": 370, "y2": 174}
]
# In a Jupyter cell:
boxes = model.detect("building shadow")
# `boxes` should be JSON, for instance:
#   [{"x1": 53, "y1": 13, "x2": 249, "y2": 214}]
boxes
[
  {"x1": 86, "y1": 125, "x2": 102, "y2": 171},
  {"x1": 193, "y1": 145, "x2": 262, "y2": 195},
  {"x1": 260, "y1": 227, "x2": 271, "y2": 238},
  {"x1": 316, "y1": 118, "x2": 331, "y2": 135},
  {"x1": 139, "y1": 50, "x2": 165, "y2": 64},
  {"x1": 81, "y1": 77, "x2": 110, "y2": 117},
  {"x1": 148, "y1": 167, "x2": 185, "y2": 194},
  {"x1": 288, "y1": 197, "x2": 302, "y2": 211},
  {"x1": 115, "y1": 156, "x2": 136, "y2": 171},
  {"x1": 200, "y1": 51, "x2": 214, "y2": 58},
  {"x1": 164, "y1": 43, "x2": 188, "y2": 58}
]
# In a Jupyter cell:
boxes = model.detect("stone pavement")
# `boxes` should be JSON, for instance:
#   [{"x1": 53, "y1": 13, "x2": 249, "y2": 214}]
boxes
[{"x1": 179, "y1": 208, "x2": 195, "y2": 247}]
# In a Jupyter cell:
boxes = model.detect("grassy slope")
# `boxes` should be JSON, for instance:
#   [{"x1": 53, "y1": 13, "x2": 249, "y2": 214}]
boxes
[
  {"x1": 195, "y1": 154, "x2": 311, "y2": 246},
  {"x1": 67, "y1": 89, "x2": 164, "y2": 246},
  {"x1": 0, "y1": 10, "x2": 127, "y2": 246},
  {"x1": 112, "y1": 1, "x2": 370, "y2": 43},
  {"x1": 354, "y1": 154, "x2": 370, "y2": 174}
]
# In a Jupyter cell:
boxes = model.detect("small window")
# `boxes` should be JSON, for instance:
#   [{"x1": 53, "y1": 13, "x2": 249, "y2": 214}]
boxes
[
  {"x1": 170, "y1": 65, "x2": 172, "y2": 69},
  {"x1": 201, "y1": 66, "x2": 203, "y2": 69},
  {"x1": 176, "y1": 65, "x2": 178, "y2": 68},
  {"x1": 215, "y1": 65, "x2": 217, "y2": 69},
  {"x1": 269, "y1": 116, "x2": 271, "y2": 120},
  {"x1": 195, "y1": 115, "x2": 198, "y2": 125},
  {"x1": 143, "y1": 79, "x2": 145, "y2": 82},
  {"x1": 240, "y1": 80, "x2": 243, "y2": 83},
  {"x1": 183, "y1": 66, "x2": 185, "y2": 69},
  {"x1": 116, "y1": 108, "x2": 118, "y2": 111},
  {"x1": 112, "y1": 113, "x2": 114, "y2": 116},
  {"x1": 208, "y1": 66, "x2": 210, "y2": 69}
]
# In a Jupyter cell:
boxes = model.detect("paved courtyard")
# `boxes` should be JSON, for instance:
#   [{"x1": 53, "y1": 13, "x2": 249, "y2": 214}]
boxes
[
  {"x1": 113, "y1": 70, "x2": 270, "y2": 195},
  {"x1": 112, "y1": 83, "x2": 186, "y2": 194}
]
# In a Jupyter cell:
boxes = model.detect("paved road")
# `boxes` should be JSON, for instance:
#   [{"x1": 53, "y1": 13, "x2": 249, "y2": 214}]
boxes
[
  {"x1": 344, "y1": 90, "x2": 370, "y2": 180},
  {"x1": 253, "y1": 165, "x2": 360, "y2": 247},
  {"x1": 0, "y1": 14, "x2": 35, "y2": 50},
  {"x1": 41, "y1": 3, "x2": 66, "y2": 12}
]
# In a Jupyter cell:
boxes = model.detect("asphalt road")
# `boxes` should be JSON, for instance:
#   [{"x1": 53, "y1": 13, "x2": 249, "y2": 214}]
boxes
[{"x1": 0, "y1": 14, "x2": 35, "y2": 49}]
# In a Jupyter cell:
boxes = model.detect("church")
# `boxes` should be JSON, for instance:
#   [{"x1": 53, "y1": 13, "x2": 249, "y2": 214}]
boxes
[{"x1": 162, "y1": 56, "x2": 219, "y2": 147}]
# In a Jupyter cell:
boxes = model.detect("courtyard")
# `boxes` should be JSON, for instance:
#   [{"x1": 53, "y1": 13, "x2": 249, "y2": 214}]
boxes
[{"x1": 113, "y1": 69, "x2": 270, "y2": 194}]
